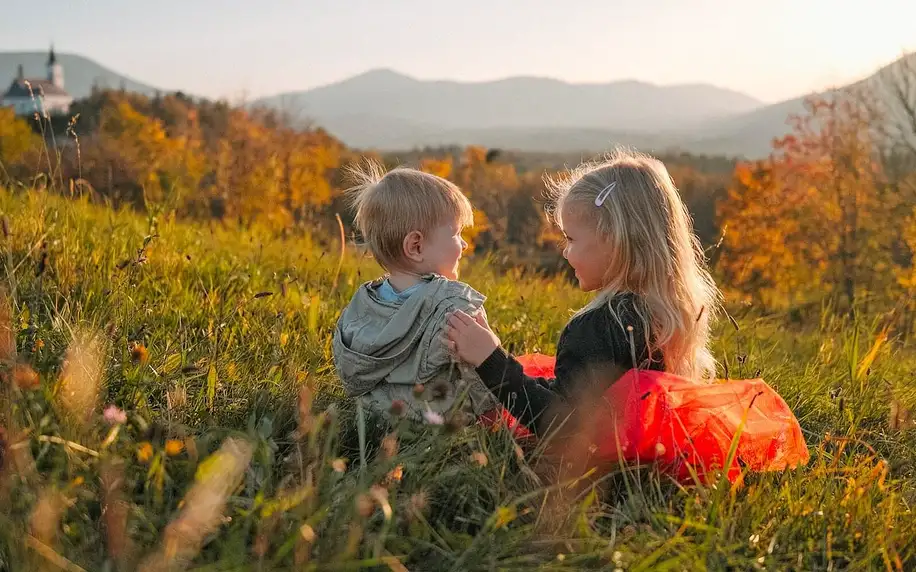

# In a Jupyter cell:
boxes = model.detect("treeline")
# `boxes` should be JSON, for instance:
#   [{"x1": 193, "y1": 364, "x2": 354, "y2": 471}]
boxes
[
  {"x1": 717, "y1": 74, "x2": 916, "y2": 321},
  {"x1": 0, "y1": 90, "x2": 731, "y2": 273},
  {"x1": 6, "y1": 71, "x2": 916, "y2": 320}
]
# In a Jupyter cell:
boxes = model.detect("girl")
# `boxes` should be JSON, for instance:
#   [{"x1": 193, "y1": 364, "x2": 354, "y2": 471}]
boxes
[{"x1": 446, "y1": 149, "x2": 721, "y2": 437}]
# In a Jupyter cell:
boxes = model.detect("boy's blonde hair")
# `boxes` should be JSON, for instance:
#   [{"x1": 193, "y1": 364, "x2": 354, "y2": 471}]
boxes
[
  {"x1": 347, "y1": 160, "x2": 474, "y2": 271},
  {"x1": 546, "y1": 148, "x2": 721, "y2": 380}
]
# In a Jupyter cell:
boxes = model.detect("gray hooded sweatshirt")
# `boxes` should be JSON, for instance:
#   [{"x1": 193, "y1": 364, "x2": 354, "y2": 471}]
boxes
[{"x1": 332, "y1": 274, "x2": 498, "y2": 420}]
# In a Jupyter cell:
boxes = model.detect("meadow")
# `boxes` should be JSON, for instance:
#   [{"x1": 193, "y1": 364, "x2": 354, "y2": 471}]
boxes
[{"x1": 0, "y1": 185, "x2": 914, "y2": 571}]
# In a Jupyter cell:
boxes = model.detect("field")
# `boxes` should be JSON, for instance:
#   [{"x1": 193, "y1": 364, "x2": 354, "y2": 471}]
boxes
[{"x1": 1, "y1": 186, "x2": 915, "y2": 571}]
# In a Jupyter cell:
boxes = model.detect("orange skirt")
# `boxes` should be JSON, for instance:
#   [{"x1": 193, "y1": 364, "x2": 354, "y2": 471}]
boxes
[{"x1": 490, "y1": 354, "x2": 810, "y2": 482}]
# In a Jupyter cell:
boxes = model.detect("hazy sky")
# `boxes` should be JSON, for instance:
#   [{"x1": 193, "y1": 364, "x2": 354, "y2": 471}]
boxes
[{"x1": 2, "y1": 0, "x2": 915, "y2": 103}]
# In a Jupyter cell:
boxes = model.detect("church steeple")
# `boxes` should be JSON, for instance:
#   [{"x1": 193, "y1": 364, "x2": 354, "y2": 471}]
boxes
[{"x1": 47, "y1": 44, "x2": 64, "y2": 88}]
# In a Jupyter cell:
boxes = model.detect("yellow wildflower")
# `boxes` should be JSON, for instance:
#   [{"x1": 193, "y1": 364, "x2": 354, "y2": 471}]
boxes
[
  {"x1": 165, "y1": 439, "x2": 184, "y2": 456},
  {"x1": 137, "y1": 442, "x2": 153, "y2": 463}
]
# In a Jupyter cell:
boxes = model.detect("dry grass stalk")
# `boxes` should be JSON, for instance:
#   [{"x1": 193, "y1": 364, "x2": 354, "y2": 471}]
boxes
[
  {"x1": 0, "y1": 288, "x2": 15, "y2": 362},
  {"x1": 137, "y1": 437, "x2": 253, "y2": 572},
  {"x1": 55, "y1": 330, "x2": 106, "y2": 430},
  {"x1": 26, "y1": 535, "x2": 88, "y2": 572},
  {"x1": 30, "y1": 488, "x2": 66, "y2": 550},
  {"x1": 100, "y1": 457, "x2": 132, "y2": 566}
]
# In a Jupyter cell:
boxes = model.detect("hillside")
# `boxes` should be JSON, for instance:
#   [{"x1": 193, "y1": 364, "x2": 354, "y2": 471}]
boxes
[
  {"x1": 304, "y1": 113, "x2": 674, "y2": 154},
  {"x1": 0, "y1": 51, "x2": 160, "y2": 99},
  {"x1": 678, "y1": 52, "x2": 916, "y2": 157},
  {"x1": 254, "y1": 54, "x2": 916, "y2": 159},
  {"x1": 255, "y1": 69, "x2": 762, "y2": 133},
  {"x1": 253, "y1": 69, "x2": 765, "y2": 154}
]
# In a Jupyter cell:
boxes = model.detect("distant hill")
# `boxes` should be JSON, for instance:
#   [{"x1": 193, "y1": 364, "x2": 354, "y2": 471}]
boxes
[
  {"x1": 671, "y1": 98, "x2": 809, "y2": 157},
  {"x1": 253, "y1": 69, "x2": 764, "y2": 152},
  {"x1": 254, "y1": 54, "x2": 916, "y2": 159},
  {"x1": 676, "y1": 52, "x2": 916, "y2": 157},
  {"x1": 0, "y1": 51, "x2": 160, "y2": 99}
]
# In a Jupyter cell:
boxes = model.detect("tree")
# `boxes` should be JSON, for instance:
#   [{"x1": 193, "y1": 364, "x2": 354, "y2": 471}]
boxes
[
  {"x1": 454, "y1": 146, "x2": 519, "y2": 250},
  {"x1": 0, "y1": 108, "x2": 40, "y2": 180},
  {"x1": 81, "y1": 100, "x2": 202, "y2": 207},
  {"x1": 718, "y1": 94, "x2": 892, "y2": 310}
]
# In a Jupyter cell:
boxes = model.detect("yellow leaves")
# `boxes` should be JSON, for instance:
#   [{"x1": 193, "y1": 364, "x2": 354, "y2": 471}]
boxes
[
  {"x1": 0, "y1": 107, "x2": 40, "y2": 166},
  {"x1": 419, "y1": 157, "x2": 453, "y2": 179},
  {"x1": 493, "y1": 506, "x2": 517, "y2": 530},
  {"x1": 207, "y1": 364, "x2": 217, "y2": 412},
  {"x1": 0, "y1": 290, "x2": 14, "y2": 362},
  {"x1": 733, "y1": 162, "x2": 757, "y2": 187},
  {"x1": 307, "y1": 295, "x2": 320, "y2": 334},
  {"x1": 461, "y1": 208, "x2": 490, "y2": 255},
  {"x1": 463, "y1": 146, "x2": 489, "y2": 167},
  {"x1": 895, "y1": 209, "x2": 916, "y2": 290},
  {"x1": 856, "y1": 326, "x2": 889, "y2": 383},
  {"x1": 98, "y1": 100, "x2": 201, "y2": 205},
  {"x1": 719, "y1": 92, "x2": 892, "y2": 308},
  {"x1": 260, "y1": 485, "x2": 314, "y2": 519},
  {"x1": 160, "y1": 353, "x2": 182, "y2": 375},
  {"x1": 207, "y1": 112, "x2": 342, "y2": 223}
]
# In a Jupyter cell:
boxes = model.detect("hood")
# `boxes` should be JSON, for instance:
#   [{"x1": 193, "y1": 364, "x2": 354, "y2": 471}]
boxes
[{"x1": 332, "y1": 275, "x2": 485, "y2": 397}]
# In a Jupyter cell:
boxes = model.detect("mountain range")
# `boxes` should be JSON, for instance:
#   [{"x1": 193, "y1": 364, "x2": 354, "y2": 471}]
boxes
[{"x1": 3, "y1": 50, "x2": 912, "y2": 158}]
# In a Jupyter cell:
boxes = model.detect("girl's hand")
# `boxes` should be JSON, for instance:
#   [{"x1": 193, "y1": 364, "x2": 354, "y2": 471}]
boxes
[{"x1": 446, "y1": 309, "x2": 501, "y2": 367}]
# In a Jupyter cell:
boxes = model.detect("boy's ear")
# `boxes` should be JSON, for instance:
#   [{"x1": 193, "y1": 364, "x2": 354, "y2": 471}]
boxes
[{"x1": 403, "y1": 230, "x2": 424, "y2": 263}]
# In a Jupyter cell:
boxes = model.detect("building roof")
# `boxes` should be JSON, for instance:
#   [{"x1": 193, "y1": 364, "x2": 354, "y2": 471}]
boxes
[{"x1": 3, "y1": 78, "x2": 70, "y2": 99}]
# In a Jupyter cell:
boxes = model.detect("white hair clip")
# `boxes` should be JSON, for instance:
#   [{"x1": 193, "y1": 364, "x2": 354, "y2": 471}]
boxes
[{"x1": 594, "y1": 181, "x2": 617, "y2": 207}]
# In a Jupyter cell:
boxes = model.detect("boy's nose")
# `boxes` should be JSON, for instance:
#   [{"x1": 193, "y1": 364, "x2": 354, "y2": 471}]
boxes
[{"x1": 460, "y1": 237, "x2": 468, "y2": 250}]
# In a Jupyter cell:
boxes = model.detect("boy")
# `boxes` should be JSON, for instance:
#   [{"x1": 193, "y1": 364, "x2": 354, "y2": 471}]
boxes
[{"x1": 332, "y1": 162, "x2": 498, "y2": 421}]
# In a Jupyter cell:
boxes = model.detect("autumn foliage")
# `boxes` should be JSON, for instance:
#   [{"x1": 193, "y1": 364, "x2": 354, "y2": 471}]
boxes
[
  {"x1": 717, "y1": 94, "x2": 909, "y2": 311},
  {"x1": 0, "y1": 108, "x2": 41, "y2": 180},
  {"x1": 13, "y1": 85, "x2": 916, "y2": 314}
]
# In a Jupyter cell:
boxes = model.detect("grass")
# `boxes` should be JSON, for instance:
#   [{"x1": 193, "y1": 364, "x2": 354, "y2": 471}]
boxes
[{"x1": 0, "y1": 185, "x2": 914, "y2": 571}]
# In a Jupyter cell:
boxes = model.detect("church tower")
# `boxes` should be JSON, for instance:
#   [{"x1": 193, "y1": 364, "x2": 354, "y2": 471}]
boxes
[{"x1": 47, "y1": 45, "x2": 64, "y2": 89}]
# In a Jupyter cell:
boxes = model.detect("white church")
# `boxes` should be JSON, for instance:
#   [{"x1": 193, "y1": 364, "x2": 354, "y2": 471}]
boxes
[{"x1": 2, "y1": 47, "x2": 73, "y2": 117}]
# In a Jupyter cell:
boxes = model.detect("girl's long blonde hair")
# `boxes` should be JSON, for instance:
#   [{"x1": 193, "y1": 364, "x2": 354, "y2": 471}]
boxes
[{"x1": 546, "y1": 149, "x2": 721, "y2": 380}]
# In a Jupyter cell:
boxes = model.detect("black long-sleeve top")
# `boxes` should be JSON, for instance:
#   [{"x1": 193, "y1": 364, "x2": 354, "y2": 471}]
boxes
[{"x1": 476, "y1": 294, "x2": 664, "y2": 436}]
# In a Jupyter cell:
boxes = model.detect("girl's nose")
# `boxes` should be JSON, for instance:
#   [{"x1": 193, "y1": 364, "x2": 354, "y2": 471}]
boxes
[{"x1": 460, "y1": 237, "x2": 468, "y2": 251}]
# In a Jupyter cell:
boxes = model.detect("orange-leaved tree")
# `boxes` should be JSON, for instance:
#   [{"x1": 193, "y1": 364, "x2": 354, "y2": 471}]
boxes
[
  {"x1": 718, "y1": 93, "x2": 893, "y2": 309},
  {"x1": 0, "y1": 108, "x2": 41, "y2": 182},
  {"x1": 82, "y1": 100, "x2": 203, "y2": 208}
]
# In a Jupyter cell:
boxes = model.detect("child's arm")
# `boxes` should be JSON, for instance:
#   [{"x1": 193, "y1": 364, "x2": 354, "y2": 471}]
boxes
[
  {"x1": 449, "y1": 301, "x2": 651, "y2": 436},
  {"x1": 478, "y1": 310, "x2": 632, "y2": 435}
]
